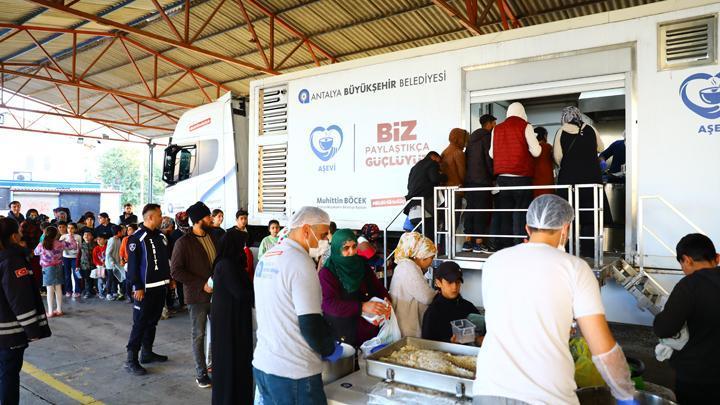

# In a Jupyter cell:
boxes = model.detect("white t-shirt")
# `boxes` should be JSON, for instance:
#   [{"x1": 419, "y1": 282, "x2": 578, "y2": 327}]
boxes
[
  {"x1": 474, "y1": 243, "x2": 605, "y2": 405},
  {"x1": 60, "y1": 234, "x2": 81, "y2": 258},
  {"x1": 252, "y1": 239, "x2": 324, "y2": 379}
]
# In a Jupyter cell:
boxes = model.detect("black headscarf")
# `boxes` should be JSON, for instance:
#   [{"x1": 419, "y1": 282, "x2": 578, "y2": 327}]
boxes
[{"x1": 213, "y1": 228, "x2": 248, "y2": 270}]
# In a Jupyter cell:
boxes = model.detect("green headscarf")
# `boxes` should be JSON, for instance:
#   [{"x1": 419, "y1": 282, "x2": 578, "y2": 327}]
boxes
[{"x1": 324, "y1": 229, "x2": 367, "y2": 293}]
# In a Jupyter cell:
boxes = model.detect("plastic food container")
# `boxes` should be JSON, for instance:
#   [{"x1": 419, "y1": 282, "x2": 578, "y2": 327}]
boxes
[{"x1": 451, "y1": 319, "x2": 476, "y2": 344}]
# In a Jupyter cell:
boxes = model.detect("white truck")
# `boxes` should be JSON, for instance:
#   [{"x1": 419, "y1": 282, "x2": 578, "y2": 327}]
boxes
[{"x1": 162, "y1": 0, "x2": 720, "y2": 325}]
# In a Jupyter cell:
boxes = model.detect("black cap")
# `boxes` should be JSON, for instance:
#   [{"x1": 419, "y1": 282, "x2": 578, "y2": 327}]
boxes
[
  {"x1": 187, "y1": 201, "x2": 211, "y2": 224},
  {"x1": 479, "y1": 114, "x2": 497, "y2": 126},
  {"x1": 434, "y1": 261, "x2": 463, "y2": 283}
]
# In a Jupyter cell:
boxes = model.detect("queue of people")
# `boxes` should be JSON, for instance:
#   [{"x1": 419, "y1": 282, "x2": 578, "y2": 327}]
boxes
[{"x1": 405, "y1": 102, "x2": 620, "y2": 256}]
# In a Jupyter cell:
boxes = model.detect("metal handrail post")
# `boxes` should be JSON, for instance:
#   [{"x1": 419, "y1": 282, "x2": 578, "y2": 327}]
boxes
[
  {"x1": 420, "y1": 196, "x2": 425, "y2": 236},
  {"x1": 574, "y1": 186, "x2": 581, "y2": 256},
  {"x1": 638, "y1": 197, "x2": 644, "y2": 273},
  {"x1": 598, "y1": 185, "x2": 604, "y2": 268},
  {"x1": 449, "y1": 188, "x2": 456, "y2": 260},
  {"x1": 434, "y1": 188, "x2": 439, "y2": 252},
  {"x1": 593, "y1": 185, "x2": 599, "y2": 269},
  {"x1": 568, "y1": 186, "x2": 574, "y2": 256}
]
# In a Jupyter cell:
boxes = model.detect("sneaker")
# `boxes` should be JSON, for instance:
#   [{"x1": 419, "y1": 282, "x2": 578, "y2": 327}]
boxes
[
  {"x1": 140, "y1": 352, "x2": 168, "y2": 364},
  {"x1": 196, "y1": 374, "x2": 212, "y2": 388},
  {"x1": 461, "y1": 241, "x2": 473, "y2": 252},
  {"x1": 473, "y1": 244, "x2": 492, "y2": 254},
  {"x1": 124, "y1": 361, "x2": 147, "y2": 376}
]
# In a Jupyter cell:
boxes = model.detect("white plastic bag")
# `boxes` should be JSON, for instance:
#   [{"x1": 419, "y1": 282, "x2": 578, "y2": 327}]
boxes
[{"x1": 376, "y1": 306, "x2": 401, "y2": 345}]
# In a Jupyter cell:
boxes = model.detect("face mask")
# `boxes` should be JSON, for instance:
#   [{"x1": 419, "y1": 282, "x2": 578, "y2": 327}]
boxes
[
  {"x1": 307, "y1": 228, "x2": 323, "y2": 260},
  {"x1": 317, "y1": 240, "x2": 330, "y2": 255},
  {"x1": 558, "y1": 230, "x2": 567, "y2": 251}
]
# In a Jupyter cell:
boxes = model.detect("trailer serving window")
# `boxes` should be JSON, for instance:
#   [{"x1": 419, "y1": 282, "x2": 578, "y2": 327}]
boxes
[{"x1": 162, "y1": 140, "x2": 219, "y2": 185}]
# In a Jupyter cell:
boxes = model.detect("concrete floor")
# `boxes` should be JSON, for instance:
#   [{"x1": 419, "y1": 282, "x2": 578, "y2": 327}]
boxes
[
  {"x1": 18, "y1": 297, "x2": 675, "y2": 404},
  {"x1": 20, "y1": 298, "x2": 211, "y2": 405}
]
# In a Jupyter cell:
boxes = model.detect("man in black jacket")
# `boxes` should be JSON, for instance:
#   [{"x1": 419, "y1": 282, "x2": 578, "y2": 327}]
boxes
[
  {"x1": 653, "y1": 233, "x2": 720, "y2": 404},
  {"x1": 0, "y1": 218, "x2": 52, "y2": 405},
  {"x1": 463, "y1": 114, "x2": 496, "y2": 253},
  {"x1": 6, "y1": 202, "x2": 24, "y2": 224},
  {"x1": 119, "y1": 203, "x2": 138, "y2": 225},
  {"x1": 404, "y1": 151, "x2": 447, "y2": 238},
  {"x1": 124, "y1": 204, "x2": 171, "y2": 376}
]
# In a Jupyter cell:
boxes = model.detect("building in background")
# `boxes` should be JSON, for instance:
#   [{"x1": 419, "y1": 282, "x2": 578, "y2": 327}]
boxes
[{"x1": 0, "y1": 179, "x2": 121, "y2": 220}]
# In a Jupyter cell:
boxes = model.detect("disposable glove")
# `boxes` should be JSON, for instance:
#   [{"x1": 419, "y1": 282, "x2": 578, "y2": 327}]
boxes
[
  {"x1": 592, "y1": 343, "x2": 637, "y2": 401},
  {"x1": 322, "y1": 342, "x2": 343, "y2": 362}
]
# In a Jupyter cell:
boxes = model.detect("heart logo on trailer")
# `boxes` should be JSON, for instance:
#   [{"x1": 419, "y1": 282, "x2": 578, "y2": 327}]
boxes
[
  {"x1": 680, "y1": 72, "x2": 720, "y2": 119},
  {"x1": 309, "y1": 125, "x2": 343, "y2": 161}
]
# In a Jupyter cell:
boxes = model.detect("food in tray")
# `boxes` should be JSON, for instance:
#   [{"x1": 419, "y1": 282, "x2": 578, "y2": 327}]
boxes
[{"x1": 379, "y1": 345, "x2": 476, "y2": 378}]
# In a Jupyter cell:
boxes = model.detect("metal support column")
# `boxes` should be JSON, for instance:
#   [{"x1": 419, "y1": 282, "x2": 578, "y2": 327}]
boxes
[{"x1": 148, "y1": 142, "x2": 155, "y2": 203}]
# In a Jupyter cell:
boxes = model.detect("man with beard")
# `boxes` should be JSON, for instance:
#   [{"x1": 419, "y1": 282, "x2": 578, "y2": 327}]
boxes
[{"x1": 170, "y1": 202, "x2": 219, "y2": 389}]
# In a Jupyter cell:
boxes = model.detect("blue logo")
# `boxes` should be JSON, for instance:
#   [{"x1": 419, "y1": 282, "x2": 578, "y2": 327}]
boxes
[
  {"x1": 298, "y1": 89, "x2": 310, "y2": 104},
  {"x1": 309, "y1": 125, "x2": 343, "y2": 161},
  {"x1": 680, "y1": 72, "x2": 720, "y2": 119}
]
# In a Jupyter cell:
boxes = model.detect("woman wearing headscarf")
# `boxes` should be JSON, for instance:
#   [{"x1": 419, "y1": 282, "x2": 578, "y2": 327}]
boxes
[
  {"x1": 208, "y1": 229, "x2": 253, "y2": 405},
  {"x1": 319, "y1": 229, "x2": 391, "y2": 347},
  {"x1": 357, "y1": 224, "x2": 385, "y2": 270},
  {"x1": 389, "y1": 232, "x2": 438, "y2": 338},
  {"x1": 553, "y1": 106, "x2": 606, "y2": 256}
]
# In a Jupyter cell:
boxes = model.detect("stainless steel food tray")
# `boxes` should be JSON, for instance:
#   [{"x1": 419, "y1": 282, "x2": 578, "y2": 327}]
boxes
[{"x1": 365, "y1": 337, "x2": 479, "y2": 398}]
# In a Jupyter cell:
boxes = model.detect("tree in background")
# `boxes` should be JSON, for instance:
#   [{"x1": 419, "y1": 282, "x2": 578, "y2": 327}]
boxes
[{"x1": 98, "y1": 147, "x2": 164, "y2": 206}]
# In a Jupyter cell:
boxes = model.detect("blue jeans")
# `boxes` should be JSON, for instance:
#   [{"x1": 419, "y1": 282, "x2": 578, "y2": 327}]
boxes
[
  {"x1": 0, "y1": 347, "x2": 25, "y2": 405},
  {"x1": 253, "y1": 367, "x2": 326, "y2": 405},
  {"x1": 62, "y1": 257, "x2": 80, "y2": 294}
]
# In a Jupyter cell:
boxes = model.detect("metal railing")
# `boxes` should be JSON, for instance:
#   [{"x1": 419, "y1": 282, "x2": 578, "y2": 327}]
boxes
[
  {"x1": 382, "y1": 197, "x2": 424, "y2": 288},
  {"x1": 638, "y1": 195, "x2": 705, "y2": 273},
  {"x1": 435, "y1": 184, "x2": 605, "y2": 269}
]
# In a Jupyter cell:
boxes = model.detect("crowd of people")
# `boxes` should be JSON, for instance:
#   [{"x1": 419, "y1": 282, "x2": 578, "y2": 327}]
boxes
[
  {"x1": 0, "y1": 104, "x2": 715, "y2": 405},
  {"x1": 405, "y1": 103, "x2": 624, "y2": 256}
]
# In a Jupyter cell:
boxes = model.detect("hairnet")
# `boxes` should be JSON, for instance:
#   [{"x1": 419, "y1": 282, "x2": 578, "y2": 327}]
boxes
[
  {"x1": 526, "y1": 194, "x2": 575, "y2": 230},
  {"x1": 288, "y1": 206, "x2": 331, "y2": 229}
]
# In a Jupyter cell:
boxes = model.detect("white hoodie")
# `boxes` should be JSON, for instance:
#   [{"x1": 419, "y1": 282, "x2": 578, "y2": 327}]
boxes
[{"x1": 488, "y1": 102, "x2": 542, "y2": 173}]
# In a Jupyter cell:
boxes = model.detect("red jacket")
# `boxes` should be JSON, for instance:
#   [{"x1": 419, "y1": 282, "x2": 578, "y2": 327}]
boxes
[
  {"x1": 92, "y1": 244, "x2": 107, "y2": 267},
  {"x1": 493, "y1": 116, "x2": 534, "y2": 177}
]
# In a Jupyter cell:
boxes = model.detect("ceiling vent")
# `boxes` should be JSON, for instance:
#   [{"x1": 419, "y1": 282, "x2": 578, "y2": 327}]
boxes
[{"x1": 658, "y1": 15, "x2": 717, "y2": 70}]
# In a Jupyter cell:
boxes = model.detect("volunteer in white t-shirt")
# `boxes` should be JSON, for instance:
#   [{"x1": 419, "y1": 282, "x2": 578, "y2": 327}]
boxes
[
  {"x1": 474, "y1": 194, "x2": 636, "y2": 405},
  {"x1": 253, "y1": 206, "x2": 343, "y2": 405}
]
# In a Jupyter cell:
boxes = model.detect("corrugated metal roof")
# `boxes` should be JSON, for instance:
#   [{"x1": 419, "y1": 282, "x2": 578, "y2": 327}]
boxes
[{"x1": 0, "y1": 0, "x2": 665, "y2": 139}]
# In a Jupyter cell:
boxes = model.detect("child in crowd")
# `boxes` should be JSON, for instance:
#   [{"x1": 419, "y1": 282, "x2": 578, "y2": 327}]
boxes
[
  {"x1": 57, "y1": 221, "x2": 68, "y2": 236},
  {"x1": 421, "y1": 261, "x2": 480, "y2": 343},
  {"x1": 105, "y1": 225, "x2": 123, "y2": 301},
  {"x1": 120, "y1": 223, "x2": 138, "y2": 303},
  {"x1": 34, "y1": 226, "x2": 78, "y2": 317},
  {"x1": 233, "y1": 209, "x2": 255, "y2": 277},
  {"x1": 78, "y1": 228, "x2": 97, "y2": 299},
  {"x1": 93, "y1": 234, "x2": 108, "y2": 300},
  {"x1": 60, "y1": 222, "x2": 82, "y2": 299},
  {"x1": 258, "y1": 220, "x2": 280, "y2": 258}
]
